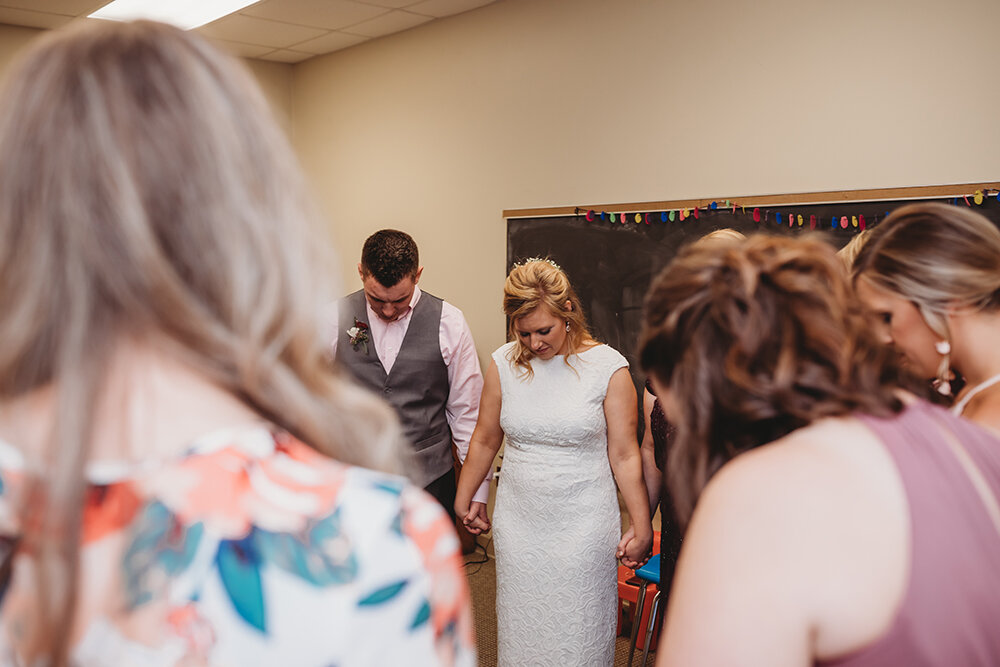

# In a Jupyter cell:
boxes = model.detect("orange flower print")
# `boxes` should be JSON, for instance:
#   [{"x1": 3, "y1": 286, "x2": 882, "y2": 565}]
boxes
[
  {"x1": 401, "y1": 487, "x2": 475, "y2": 660},
  {"x1": 83, "y1": 482, "x2": 144, "y2": 544},
  {"x1": 148, "y1": 433, "x2": 346, "y2": 540}
]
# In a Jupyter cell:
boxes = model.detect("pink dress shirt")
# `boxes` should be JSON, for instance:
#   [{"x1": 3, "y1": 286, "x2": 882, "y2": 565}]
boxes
[{"x1": 331, "y1": 286, "x2": 490, "y2": 503}]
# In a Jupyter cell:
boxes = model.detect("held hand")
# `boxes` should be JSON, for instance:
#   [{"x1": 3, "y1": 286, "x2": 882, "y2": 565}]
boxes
[
  {"x1": 622, "y1": 528, "x2": 653, "y2": 569},
  {"x1": 616, "y1": 526, "x2": 635, "y2": 562},
  {"x1": 617, "y1": 526, "x2": 653, "y2": 569},
  {"x1": 462, "y1": 502, "x2": 491, "y2": 535}
]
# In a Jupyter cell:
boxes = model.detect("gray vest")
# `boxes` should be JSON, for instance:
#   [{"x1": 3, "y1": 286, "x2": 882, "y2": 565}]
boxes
[{"x1": 337, "y1": 290, "x2": 453, "y2": 487}]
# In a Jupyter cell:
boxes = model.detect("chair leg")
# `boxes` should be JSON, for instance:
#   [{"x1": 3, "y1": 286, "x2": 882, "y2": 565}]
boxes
[
  {"x1": 626, "y1": 582, "x2": 648, "y2": 667},
  {"x1": 639, "y1": 591, "x2": 661, "y2": 667}
]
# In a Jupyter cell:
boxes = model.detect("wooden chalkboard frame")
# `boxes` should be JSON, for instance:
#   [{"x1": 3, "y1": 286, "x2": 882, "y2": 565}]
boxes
[
  {"x1": 504, "y1": 182, "x2": 1000, "y2": 431},
  {"x1": 504, "y1": 182, "x2": 1000, "y2": 219}
]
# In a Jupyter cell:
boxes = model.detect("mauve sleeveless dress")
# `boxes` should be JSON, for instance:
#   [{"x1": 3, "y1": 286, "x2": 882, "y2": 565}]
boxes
[{"x1": 819, "y1": 400, "x2": 1000, "y2": 666}]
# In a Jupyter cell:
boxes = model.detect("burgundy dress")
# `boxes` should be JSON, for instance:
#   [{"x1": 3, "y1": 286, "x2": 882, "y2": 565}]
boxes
[{"x1": 645, "y1": 380, "x2": 682, "y2": 603}]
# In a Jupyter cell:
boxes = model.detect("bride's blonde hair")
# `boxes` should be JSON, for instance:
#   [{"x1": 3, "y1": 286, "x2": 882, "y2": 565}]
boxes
[
  {"x1": 503, "y1": 259, "x2": 593, "y2": 378},
  {"x1": 0, "y1": 19, "x2": 403, "y2": 663}
]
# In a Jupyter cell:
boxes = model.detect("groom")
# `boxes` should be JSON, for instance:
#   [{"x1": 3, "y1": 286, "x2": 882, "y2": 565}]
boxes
[{"x1": 333, "y1": 229, "x2": 489, "y2": 521}]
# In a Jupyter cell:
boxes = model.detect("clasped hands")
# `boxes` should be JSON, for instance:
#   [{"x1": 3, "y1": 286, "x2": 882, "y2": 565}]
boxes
[
  {"x1": 456, "y1": 500, "x2": 652, "y2": 569},
  {"x1": 616, "y1": 525, "x2": 653, "y2": 569},
  {"x1": 457, "y1": 501, "x2": 490, "y2": 535}
]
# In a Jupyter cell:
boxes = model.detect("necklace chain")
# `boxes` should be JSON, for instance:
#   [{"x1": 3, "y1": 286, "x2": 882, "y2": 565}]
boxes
[{"x1": 952, "y1": 372, "x2": 1000, "y2": 416}]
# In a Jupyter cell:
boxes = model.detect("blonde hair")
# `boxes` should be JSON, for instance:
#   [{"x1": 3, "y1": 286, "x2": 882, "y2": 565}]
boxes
[
  {"x1": 0, "y1": 20, "x2": 402, "y2": 662},
  {"x1": 852, "y1": 203, "x2": 1000, "y2": 340},
  {"x1": 695, "y1": 228, "x2": 746, "y2": 247},
  {"x1": 836, "y1": 229, "x2": 871, "y2": 269},
  {"x1": 503, "y1": 259, "x2": 593, "y2": 377}
]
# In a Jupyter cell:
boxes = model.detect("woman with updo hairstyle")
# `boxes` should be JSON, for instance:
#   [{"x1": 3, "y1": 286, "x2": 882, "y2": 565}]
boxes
[
  {"x1": 624, "y1": 227, "x2": 748, "y2": 618},
  {"x1": 0, "y1": 19, "x2": 474, "y2": 666},
  {"x1": 852, "y1": 202, "x2": 1000, "y2": 431},
  {"x1": 456, "y1": 258, "x2": 651, "y2": 665},
  {"x1": 640, "y1": 235, "x2": 1000, "y2": 666}
]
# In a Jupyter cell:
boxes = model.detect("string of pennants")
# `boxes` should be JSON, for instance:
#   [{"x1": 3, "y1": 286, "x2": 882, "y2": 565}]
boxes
[{"x1": 573, "y1": 188, "x2": 1000, "y2": 232}]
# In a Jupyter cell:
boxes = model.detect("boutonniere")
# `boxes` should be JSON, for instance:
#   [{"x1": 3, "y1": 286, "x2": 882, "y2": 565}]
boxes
[{"x1": 346, "y1": 318, "x2": 369, "y2": 353}]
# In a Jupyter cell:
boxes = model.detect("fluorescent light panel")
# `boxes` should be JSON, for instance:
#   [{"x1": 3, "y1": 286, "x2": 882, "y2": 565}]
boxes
[{"x1": 89, "y1": 0, "x2": 260, "y2": 30}]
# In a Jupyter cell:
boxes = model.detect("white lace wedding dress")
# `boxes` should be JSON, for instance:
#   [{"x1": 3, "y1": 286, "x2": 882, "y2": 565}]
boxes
[{"x1": 492, "y1": 341, "x2": 626, "y2": 666}]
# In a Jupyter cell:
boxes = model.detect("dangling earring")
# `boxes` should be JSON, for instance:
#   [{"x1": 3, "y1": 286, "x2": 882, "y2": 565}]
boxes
[
  {"x1": 933, "y1": 339, "x2": 954, "y2": 396},
  {"x1": 565, "y1": 321, "x2": 570, "y2": 332}
]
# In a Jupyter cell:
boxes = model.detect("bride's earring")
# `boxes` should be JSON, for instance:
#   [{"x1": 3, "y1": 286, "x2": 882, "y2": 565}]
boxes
[
  {"x1": 933, "y1": 339, "x2": 954, "y2": 396},
  {"x1": 565, "y1": 321, "x2": 570, "y2": 332}
]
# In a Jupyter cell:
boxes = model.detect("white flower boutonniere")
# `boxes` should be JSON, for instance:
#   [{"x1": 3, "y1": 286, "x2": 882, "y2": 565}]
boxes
[{"x1": 347, "y1": 318, "x2": 369, "y2": 353}]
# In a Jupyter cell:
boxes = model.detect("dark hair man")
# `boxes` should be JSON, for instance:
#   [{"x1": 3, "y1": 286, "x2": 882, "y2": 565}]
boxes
[{"x1": 333, "y1": 229, "x2": 488, "y2": 519}]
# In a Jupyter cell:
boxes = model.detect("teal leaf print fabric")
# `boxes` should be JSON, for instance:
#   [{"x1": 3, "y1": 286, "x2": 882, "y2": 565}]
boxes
[
  {"x1": 217, "y1": 536, "x2": 267, "y2": 633},
  {"x1": 122, "y1": 501, "x2": 204, "y2": 609},
  {"x1": 255, "y1": 508, "x2": 358, "y2": 587},
  {"x1": 358, "y1": 579, "x2": 408, "y2": 606}
]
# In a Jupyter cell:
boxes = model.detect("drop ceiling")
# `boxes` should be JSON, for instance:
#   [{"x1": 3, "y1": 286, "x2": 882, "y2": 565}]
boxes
[{"x1": 0, "y1": 0, "x2": 500, "y2": 63}]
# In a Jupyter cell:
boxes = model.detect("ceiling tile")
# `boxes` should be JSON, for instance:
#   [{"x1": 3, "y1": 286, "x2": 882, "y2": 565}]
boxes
[
  {"x1": 204, "y1": 37, "x2": 274, "y2": 59},
  {"x1": 0, "y1": 0, "x2": 104, "y2": 16},
  {"x1": 342, "y1": 9, "x2": 430, "y2": 38},
  {"x1": 292, "y1": 30, "x2": 368, "y2": 55},
  {"x1": 0, "y1": 0, "x2": 503, "y2": 59},
  {"x1": 259, "y1": 48, "x2": 313, "y2": 63},
  {"x1": 197, "y1": 13, "x2": 327, "y2": 49},
  {"x1": 240, "y1": 0, "x2": 388, "y2": 31},
  {"x1": 0, "y1": 7, "x2": 75, "y2": 29},
  {"x1": 406, "y1": 0, "x2": 496, "y2": 19}
]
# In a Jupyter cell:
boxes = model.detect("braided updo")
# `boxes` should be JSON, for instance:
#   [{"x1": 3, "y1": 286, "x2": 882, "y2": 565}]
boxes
[{"x1": 640, "y1": 234, "x2": 906, "y2": 524}]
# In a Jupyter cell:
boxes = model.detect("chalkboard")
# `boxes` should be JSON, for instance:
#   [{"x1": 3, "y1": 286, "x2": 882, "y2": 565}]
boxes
[{"x1": 506, "y1": 190, "x2": 1000, "y2": 416}]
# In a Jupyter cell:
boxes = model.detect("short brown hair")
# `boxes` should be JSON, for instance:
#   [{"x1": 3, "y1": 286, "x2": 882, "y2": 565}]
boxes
[
  {"x1": 360, "y1": 229, "x2": 419, "y2": 287},
  {"x1": 640, "y1": 234, "x2": 906, "y2": 524}
]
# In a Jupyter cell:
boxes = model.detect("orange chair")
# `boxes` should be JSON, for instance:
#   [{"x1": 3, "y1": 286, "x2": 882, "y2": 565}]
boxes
[{"x1": 616, "y1": 531, "x2": 660, "y2": 646}]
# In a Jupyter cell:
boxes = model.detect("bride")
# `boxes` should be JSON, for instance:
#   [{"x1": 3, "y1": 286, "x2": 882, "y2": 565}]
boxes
[{"x1": 455, "y1": 258, "x2": 651, "y2": 666}]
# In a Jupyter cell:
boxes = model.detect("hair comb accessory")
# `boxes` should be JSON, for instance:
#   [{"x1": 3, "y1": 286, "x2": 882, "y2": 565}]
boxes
[{"x1": 514, "y1": 257, "x2": 562, "y2": 271}]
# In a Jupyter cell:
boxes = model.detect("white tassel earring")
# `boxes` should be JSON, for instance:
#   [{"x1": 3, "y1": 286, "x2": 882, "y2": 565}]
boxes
[{"x1": 933, "y1": 339, "x2": 954, "y2": 396}]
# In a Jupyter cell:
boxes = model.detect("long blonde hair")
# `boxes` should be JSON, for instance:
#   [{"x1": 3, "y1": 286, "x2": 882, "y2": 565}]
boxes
[
  {"x1": 852, "y1": 202, "x2": 1000, "y2": 340},
  {"x1": 0, "y1": 20, "x2": 403, "y2": 662},
  {"x1": 503, "y1": 259, "x2": 593, "y2": 377}
]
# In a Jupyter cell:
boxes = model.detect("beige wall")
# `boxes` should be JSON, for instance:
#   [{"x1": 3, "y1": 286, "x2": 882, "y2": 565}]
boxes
[
  {"x1": 244, "y1": 58, "x2": 293, "y2": 136},
  {"x1": 292, "y1": 0, "x2": 1000, "y2": 362},
  {"x1": 2, "y1": 0, "x2": 998, "y2": 362},
  {"x1": 0, "y1": 23, "x2": 46, "y2": 81}
]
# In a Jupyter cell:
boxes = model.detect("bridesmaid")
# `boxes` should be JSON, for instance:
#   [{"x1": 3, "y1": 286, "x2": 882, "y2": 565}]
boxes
[
  {"x1": 852, "y1": 202, "x2": 1000, "y2": 431},
  {"x1": 642, "y1": 234, "x2": 1000, "y2": 665}
]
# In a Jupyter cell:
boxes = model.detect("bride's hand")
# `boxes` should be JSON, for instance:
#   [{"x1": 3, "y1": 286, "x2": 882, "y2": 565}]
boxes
[{"x1": 462, "y1": 501, "x2": 491, "y2": 535}]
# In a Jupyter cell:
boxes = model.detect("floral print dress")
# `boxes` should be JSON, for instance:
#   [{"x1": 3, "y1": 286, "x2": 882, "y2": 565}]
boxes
[{"x1": 0, "y1": 425, "x2": 476, "y2": 666}]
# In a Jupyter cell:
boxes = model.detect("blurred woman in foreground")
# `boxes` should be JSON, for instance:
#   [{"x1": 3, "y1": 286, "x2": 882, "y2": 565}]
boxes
[
  {"x1": 0, "y1": 19, "x2": 473, "y2": 666},
  {"x1": 642, "y1": 235, "x2": 1000, "y2": 666}
]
